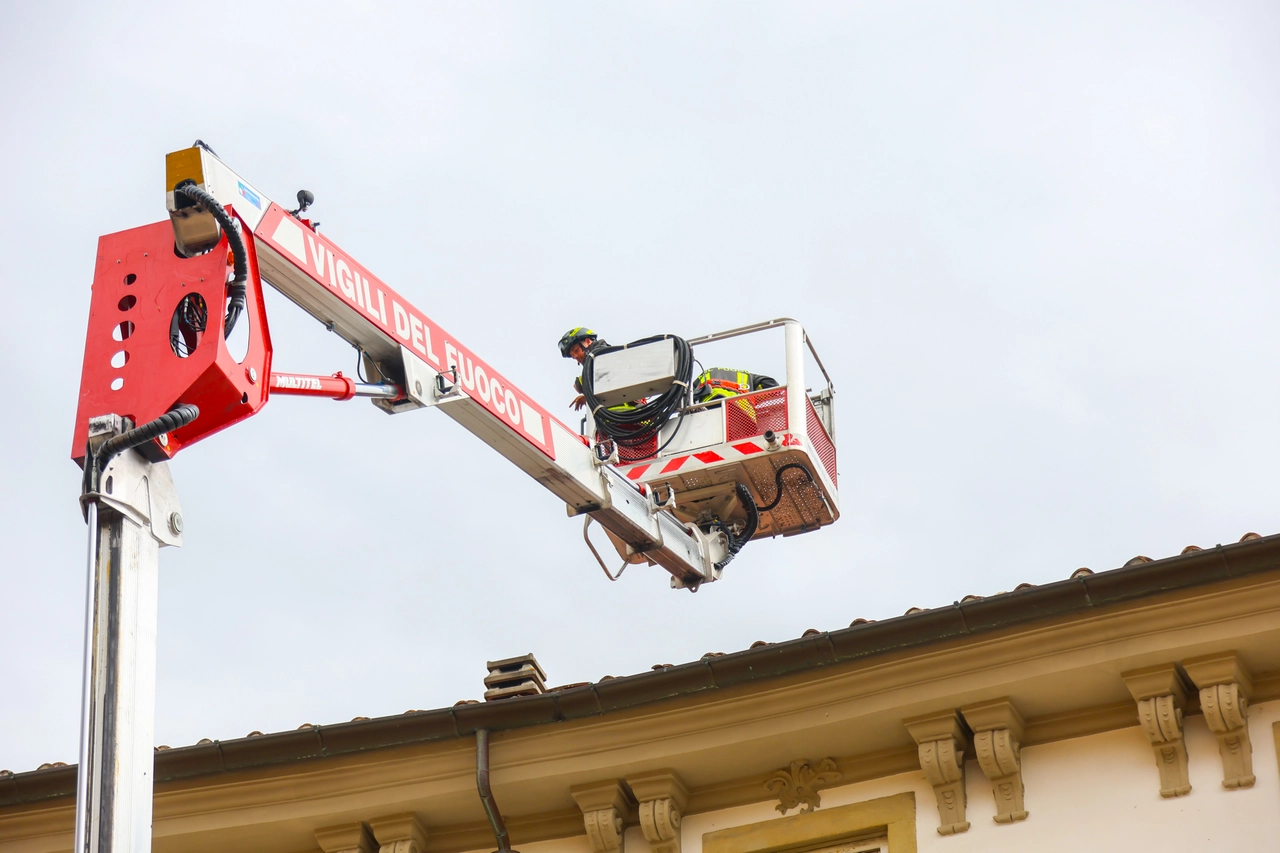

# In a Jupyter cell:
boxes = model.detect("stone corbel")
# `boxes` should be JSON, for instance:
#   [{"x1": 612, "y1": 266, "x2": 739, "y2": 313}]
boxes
[
  {"x1": 626, "y1": 770, "x2": 689, "y2": 853},
  {"x1": 904, "y1": 710, "x2": 971, "y2": 836},
  {"x1": 1183, "y1": 652, "x2": 1256, "y2": 790},
  {"x1": 1122, "y1": 665, "x2": 1192, "y2": 798},
  {"x1": 368, "y1": 813, "x2": 429, "y2": 853},
  {"x1": 315, "y1": 822, "x2": 378, "y2": 853},
  {"x1": 960, "y1": 699, "x2": 1028, "y2": 824},
  {"x1": 571, "y1": 779, "x2": 635, "y2": 853}
]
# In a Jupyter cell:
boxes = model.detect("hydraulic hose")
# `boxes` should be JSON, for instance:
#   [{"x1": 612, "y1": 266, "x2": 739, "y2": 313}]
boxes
[
  {"x1": 713, "y1": 465, "x2": 814, "y2": 571},
  {"x1": 714, "y1": 483, "x2": 759, "y2": 572},
  {"x1": 758, "y1": 462, "x2": 816, "y2": 512},
  {"x1": 174, "y1": 181, "x2": 249, "y2": 338},
  {"x1": 580, "y1": 334, "x2": 693, "y2": 448},
  {"x1": 84, "y1": 405, "x2": 200, "y2": 497}
]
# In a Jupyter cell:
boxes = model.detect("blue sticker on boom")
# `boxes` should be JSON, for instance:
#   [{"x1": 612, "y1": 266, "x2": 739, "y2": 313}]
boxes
[{"x1": 237, "y1": 181, "x2": 262, "y2": 209}]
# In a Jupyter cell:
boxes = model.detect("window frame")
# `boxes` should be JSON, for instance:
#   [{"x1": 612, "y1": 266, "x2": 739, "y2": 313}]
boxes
[{"x1": 701, "y1": 793, "x2": 916, "y2": 853}]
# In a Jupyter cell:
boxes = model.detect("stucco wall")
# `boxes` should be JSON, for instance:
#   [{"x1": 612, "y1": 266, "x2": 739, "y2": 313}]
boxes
[{"x1": 627, "y1": 698, "x2": 1280, "y2": 853}]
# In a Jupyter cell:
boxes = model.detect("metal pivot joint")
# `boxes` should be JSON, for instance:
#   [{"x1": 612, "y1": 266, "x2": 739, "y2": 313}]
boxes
[{"x1": 74, "y1": 413, "x2": 189, "y2": 853}]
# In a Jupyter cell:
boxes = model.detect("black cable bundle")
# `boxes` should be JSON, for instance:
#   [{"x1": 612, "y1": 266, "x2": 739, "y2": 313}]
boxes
[
  {"x1": 174, "y1": 181, "x2": 249, "y2": 338},
  {"x1": 82, "y1": 405, "x2": 201, "y2": 499},
  {"x1": 581, "y1": 334, "x2": 693, "y2": 448},
  {"x1": 714, "y1": 483, "x2": 759, "y2": 571}
]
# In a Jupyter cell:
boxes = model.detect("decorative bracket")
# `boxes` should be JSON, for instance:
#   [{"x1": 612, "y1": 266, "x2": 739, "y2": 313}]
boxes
[
  {"x1": 571, "y1": 779, "x2": 635, "y2": 853},
  {"x1": 315, "y1": 823, "x2": 378, "y2": 853},
  {"x1": 626, "y1": 770, "x2": 689, "y2": 853},
  {"x1": 904, "y1": 710, "x2": 971, "y2": 835},
  {"x1": 1122, "y1": 665, "x2": 1192, "y2": 798},
  {"x1": 369, "y1": 813, "x2": 429, "y2": 853},
  {"x1": 1183, "y1": 652, "x2": 1256, "y2": 790},
  {"x1": 764, "y1": 758, "x2": 842, "y2": 815},
  {"x1": 960, "y1": 699, "x2": 1028, "y2": 824}
]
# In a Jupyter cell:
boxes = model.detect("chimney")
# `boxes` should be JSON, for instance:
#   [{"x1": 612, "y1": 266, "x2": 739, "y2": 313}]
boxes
[{"x1": 484, "y1": 654, "x2": 548, "y2": 701}]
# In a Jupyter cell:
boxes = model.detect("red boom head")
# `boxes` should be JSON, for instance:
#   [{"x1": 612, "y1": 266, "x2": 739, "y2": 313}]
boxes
[{"x1": 71, "y1": 211, "x2": 272, "y2": 464}]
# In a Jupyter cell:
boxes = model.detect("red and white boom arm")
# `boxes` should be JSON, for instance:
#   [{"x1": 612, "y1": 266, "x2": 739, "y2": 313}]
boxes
[{"x1": 170, "y1": 147, "x2": 728, "y2": 587}]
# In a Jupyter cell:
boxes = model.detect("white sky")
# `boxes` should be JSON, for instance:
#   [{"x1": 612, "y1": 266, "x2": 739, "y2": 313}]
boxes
[{"x1": 2, "y1": 1, "x2": 1278, "y2": 773}]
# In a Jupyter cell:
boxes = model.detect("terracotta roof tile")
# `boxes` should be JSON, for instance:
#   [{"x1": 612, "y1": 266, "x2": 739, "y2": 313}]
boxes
[{"x1": 14, "y1": 530, "x2": 1278, "y2": 777}]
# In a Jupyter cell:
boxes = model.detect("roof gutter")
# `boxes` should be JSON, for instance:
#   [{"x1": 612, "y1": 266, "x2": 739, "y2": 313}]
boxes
[{"x1": 4, "y1": 534, "x2": 1277, "y2": 808}]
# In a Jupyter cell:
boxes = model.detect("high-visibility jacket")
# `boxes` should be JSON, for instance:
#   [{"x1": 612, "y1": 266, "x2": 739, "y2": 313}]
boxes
[
  {"x1": 693, "y1": 368, "x2": 779, "y2": 403},
  {"x1": 693, "y1": 368, "x2": 779, "y2": 422}
]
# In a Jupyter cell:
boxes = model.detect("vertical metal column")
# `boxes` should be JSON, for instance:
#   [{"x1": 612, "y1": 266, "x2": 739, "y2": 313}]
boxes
[
  {"x1": 783, "y1": 319, "x2": 807, "y2": 435},
  {"x1": 75, "y1": 415, "x2": 184, "y2": 853}
]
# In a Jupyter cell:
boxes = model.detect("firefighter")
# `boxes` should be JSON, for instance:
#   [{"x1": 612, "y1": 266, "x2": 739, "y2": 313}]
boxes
[
  {"x1": 692, "y1": 367, "x2": 780, "y2": 425},
  {"x1": 693, "y1": 367, "x2": 780, "y2": 404},
  {"x1": 558, "y1": 327, "x2": 609, "y2": 411}
]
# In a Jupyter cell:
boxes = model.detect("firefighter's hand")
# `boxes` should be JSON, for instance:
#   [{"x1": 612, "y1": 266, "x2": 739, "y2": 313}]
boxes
[{"x1": 571, "y1": 394, "x2": 587, "y2": 411}]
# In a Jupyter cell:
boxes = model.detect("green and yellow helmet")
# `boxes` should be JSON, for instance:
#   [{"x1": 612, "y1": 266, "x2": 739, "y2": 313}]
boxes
[{"x1": 558, "y1": 327, "x2": 597, "y2": 358}]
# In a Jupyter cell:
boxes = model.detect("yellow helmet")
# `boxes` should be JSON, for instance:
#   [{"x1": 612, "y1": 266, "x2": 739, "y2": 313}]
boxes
[{"x1": 558, "y1": 327, "x2": 597, "y2": 358}]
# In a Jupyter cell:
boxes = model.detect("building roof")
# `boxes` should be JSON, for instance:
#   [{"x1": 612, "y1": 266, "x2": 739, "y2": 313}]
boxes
[{"x1": 2, "y1": 530, "x2": 1277, "y2": 810}]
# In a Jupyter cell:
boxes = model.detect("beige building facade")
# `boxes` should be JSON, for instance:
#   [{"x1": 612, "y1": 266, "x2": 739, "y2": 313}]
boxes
[{"x1": 4, "y1": 533, "x2": 1280, "y2": 853}]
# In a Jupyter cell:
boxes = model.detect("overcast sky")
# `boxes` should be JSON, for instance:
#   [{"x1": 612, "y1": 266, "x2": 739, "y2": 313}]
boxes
[{"x1": 2, "y1": 1, "x2": 1278, "y2": 774}]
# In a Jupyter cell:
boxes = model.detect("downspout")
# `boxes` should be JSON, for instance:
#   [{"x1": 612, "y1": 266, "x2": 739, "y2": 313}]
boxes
[{"x1": 476, "y1": 729, "x2": 514, "y2": 853}]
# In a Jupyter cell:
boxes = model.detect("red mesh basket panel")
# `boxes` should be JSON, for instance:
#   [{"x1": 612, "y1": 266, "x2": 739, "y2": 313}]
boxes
[
  {"x1": 617, "y1": 434, "x2": 658, "y2": 463},
  {"x1": 806, "y1": 398, "x2": 837, "y2": 486},
  {"x1": 725, "y1": 388, "x2": 788, "y2": 442}
]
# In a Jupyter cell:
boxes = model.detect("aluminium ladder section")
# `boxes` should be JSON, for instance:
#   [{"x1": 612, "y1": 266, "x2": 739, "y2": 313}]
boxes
[
  {"x1": 75, "y1": 416, "x2": 184, "y2": 853},
  {"x1": 168, "y1": 148, "x2": 724, "y2": 586}
]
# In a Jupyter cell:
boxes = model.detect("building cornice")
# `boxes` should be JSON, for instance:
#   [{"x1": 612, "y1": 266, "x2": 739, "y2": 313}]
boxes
[{"x1": 4, "y1": 535, "x2": 1280, "y2": 853}]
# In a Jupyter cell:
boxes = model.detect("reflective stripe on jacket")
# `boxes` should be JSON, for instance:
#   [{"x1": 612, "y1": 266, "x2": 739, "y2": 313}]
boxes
[{"x1": 693, "y1": 368, "x2": 779, "y2": 403}]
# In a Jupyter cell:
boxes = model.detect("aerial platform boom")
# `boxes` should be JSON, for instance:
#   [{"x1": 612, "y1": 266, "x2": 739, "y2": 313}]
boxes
[
  {"x1": 68, "y1": 143, "x2": 841, "y2": 853},
  {"x1": 74, "y1": 146, "x2": 733, "y2": 589}
]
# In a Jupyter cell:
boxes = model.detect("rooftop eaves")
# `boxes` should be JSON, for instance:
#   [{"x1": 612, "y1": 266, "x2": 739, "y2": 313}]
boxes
[{"x1": 2, "y1": 530, "x2": 1276, "y2": 809}]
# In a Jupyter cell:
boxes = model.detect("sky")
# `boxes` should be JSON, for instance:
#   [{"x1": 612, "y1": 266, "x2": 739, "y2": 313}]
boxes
[{"x1": 1, "y1": 1, "x2": 1278, "y2": 774}]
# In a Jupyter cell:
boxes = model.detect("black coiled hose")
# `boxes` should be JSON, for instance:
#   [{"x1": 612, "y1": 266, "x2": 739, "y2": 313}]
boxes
[
  {"x1": 84, "y1": 405, "x2": 201, "y2": 496},
  {"x1": 580, "y1": 334, "x2": 693, "y2": 448},
  {"x1": 714, "y1": 465, "x2": 816, "y2": 570},
  {"x1": 714, "y1": 483, "x2": 759, "y2": 571},
  {"x1": 759, "y1": 462, "x2": 816, "y2": 511},
  {"x1": 174, "y1": 181, "x2": 248, "y2": 338}
]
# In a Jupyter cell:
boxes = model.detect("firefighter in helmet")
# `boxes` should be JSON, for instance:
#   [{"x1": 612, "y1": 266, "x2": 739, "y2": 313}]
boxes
[
  {"x1": 558, "y1": 327, "x2": 609, "y2": 411},
  {"x1": 693, "y1": 368, "x2": 780, "y2": 403},
  {"x1": 693, "y1": 367, "x2": 780, "y2": 423}
]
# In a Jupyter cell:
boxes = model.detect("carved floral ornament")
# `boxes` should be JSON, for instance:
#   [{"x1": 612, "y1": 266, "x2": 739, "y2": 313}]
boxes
[{"x1": 764, "y1": 758, "x2": 842, "y2": 814}]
